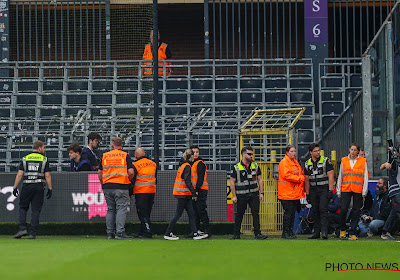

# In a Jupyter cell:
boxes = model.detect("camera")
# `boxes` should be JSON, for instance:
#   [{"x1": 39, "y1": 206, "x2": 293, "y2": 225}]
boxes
[
  {"x1": 387, "y1": 139, "x2": 400, "y2": 165},
  {"x1": 361, "y1": 214, "x2": 371, "y2": 223}
]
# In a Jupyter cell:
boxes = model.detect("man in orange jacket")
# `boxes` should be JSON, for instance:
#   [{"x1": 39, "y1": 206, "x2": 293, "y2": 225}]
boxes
[
  {"x1": 278, "y1": 145, "x2": 305, "y2": 239},
  {"x1": 132, "y1": 148, "x2": 157, "y2": 238},
  {"x1": 142, "y1": 30, "x2": 172, "y2": 76},
  {"x1": 98, "y1": 137, "x2": 134, "y2": 240}
]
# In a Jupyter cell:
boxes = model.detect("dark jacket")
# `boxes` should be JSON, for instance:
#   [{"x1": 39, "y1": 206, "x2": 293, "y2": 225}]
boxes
[
  {"x1": 82, "y1": 147, "x2": 99, "y2": 170},
  {"x1": 376, "y1": 190, "x2": 392, "y2": 221},
  {"x1": 328, "y1": 193, "x2": 341, "y2": 214},
  {"x1": 192, "y1": 157, "x2": 206, "y2": 191}
]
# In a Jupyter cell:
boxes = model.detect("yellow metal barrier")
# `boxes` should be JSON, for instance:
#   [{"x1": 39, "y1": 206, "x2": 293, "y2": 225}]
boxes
[{"x1": 237, "y1": 108, "x2": 305, "y2": 234}]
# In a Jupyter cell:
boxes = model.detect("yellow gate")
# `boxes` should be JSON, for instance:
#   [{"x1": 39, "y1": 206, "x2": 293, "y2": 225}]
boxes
[{"x1": 238, "y1": 108, "x2": 305, "y2": 234}]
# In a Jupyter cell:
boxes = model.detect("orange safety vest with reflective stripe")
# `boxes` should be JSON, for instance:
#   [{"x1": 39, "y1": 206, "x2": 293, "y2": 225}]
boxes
[
  {"x1": 173, "y1": 162, "x2": 192, "y2": 196},
  {"x1": 278, "y1": 155, "x2": 305, "y2": 200},
  {"x1": 142, "y1": 43, "x2": 170, "y2": 76},
  {"x1": 341, "y1": 156, "x2": 366, "y2": 193},
  {"x1": 133, "y1": 158, "x2": 157, "y2": 194},
  {"x1": 101, "y1": 149, "x2": 130, "y2": 185},
  {"x1": 191, "y1": 160, "x2": 209, "y2": 191}
]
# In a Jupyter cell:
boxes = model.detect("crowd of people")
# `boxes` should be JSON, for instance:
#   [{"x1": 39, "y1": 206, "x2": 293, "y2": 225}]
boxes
[{"x1": 9, "y1": 131, "x2": 400, "y2": 241}]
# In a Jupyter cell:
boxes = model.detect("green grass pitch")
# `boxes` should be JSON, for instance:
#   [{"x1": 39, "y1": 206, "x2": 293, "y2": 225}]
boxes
[{"x1": 0, "y1": 234, "x2": 399, "y2": 280}]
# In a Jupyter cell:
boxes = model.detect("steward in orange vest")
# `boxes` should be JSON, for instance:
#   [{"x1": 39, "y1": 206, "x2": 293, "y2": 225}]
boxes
[
  {"x1": 98, "y1": 137, "x2": 134, "y2": 240},
  {"x1": 337, "y1": 144, "x2": 369, "y2": 240},
  {"x1": 164, "y1": 149, "x2": 208, "y2": 240},
  {"x1": 191, "y1": 145, "x2": 210, "y2": 235},
  {"x1": 131, "y1": 148, "x2": 157, "y2": 238},
  {"x1": 278, "y1": 145, "x2": 305, "y2": 239},
  {"x1": 142, "y1": 31, "x2": 171, "y2": 76}
]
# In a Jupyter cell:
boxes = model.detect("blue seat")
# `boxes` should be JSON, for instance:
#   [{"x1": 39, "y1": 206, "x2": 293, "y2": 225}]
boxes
[
  {"x1": 67, "y1": 95, "x2": 87, "y2": 105},
  {"x1": 92, "y1": 95, "x2": 112, "y2": 105},
  {"x1": 165, "y1": 93, "x2": 187, "y2": 103}
]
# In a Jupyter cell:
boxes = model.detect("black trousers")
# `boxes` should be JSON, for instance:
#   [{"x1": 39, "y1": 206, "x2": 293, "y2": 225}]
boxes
[
  {"x1": 192, "y1": 189, "x2": 210, "y2": 232},
  {"x1": 165, "y1": 197, "x2": 197, "y2": 235},
  {"x1": 280, "y1": 199, "x2": 300, "y2": 235},
  {"x1": 340, "y1": 191, "x2": 363, "y2": 235},
  {"x1": 383, "y1": 193, "x2": 400, "y2": 234},
  {"x1": 234, "y1": 193, "x2": 261, "y2": 236},
  {"x1": 135, "y1": 193, "x2": 155, "y2": 237},
  {"x1": 309, "y1": 186, "x2": 329, "y2": 234},
  {"x1": 19, "y1": 184, "x2": 45, "y2": 236}
]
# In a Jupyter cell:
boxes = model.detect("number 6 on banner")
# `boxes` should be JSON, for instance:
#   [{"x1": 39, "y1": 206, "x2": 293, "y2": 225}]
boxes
[{"x1": 313, "y1": 24, "x2": 321, "y2": 38}]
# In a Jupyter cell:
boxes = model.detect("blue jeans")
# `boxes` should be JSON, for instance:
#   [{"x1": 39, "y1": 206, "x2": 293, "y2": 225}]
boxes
[{"x1": 358, "y1": 219, "x2": 385, "y2": 234}]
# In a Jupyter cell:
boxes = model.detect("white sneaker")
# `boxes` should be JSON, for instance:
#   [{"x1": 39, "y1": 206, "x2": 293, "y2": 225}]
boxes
[
  {"x1": 193, "y1": 232, "x2": 209, "y2": 240},
  {"x1": 164, "y1": 233, "x2": 179, "y2": 240},
  {"x1": 197, "y1": 230, "x2": 205, "y2": 235}
]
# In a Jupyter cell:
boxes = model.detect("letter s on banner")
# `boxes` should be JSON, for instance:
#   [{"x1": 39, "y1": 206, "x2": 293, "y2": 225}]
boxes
[{"x1": 312, "y1": 0, "x2": 320, "y2": 12}]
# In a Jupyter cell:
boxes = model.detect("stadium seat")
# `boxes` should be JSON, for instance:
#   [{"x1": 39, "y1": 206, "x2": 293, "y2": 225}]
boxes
[
  {"x1": 297, "y1": 130, "x2": 314, "y2": 144},
  {"x1": 191, "y1": 76, "x2": 212, "y2": 91},
  {"x1": 289, "y1": 75, "x2": 312, "y2": 89},
  {"x1": 321, "y1": 91, "x2": 343, "y2": 101},
  {"x1": 265, "y1": 76, "x2": 287, "y2": 89},
  {"x1": 324, "y1": 76, "x2": 343, "y2": 88},
  {"x1": 240, "y1": 91, "x2": 262, "y2": 103},
  {"x1": 0, "y1": 82, "x2": 12, "y2": 93},
  {"x1": 66, "y1": 95, "x2": 87, "y2": 105},
  {"x1": 92, "y1": 81, "x2": 113, "y2": 92},
  {"x1": 68, "y1": 81, "x2": 88, "y2": 91},
  {"x1": 345, "y1": 89, "x2": 360, "y2": 106},
  {"x1": 191, "y1": 93, "x2": 212, "y2": 103},
  {"x1": 17, "y1": 95, "x2": 36, "y2": 105},
  {"x1": 240, "y1": 76, "x2": 262, "y2": 89},
  {"x1": 18, "y1": 81, "x2": 38, "y2": 92},
  {"x1": 165, "y1": 93, "x2": 187, "y2": 104},
  {"x1": 117, "y1": 79, "x2": 139, "y2": 92},
  {"x1": 322, "y1": 102, "x2": 344, "y2": 115},
  {"x1": 265, "y1": 91, "x2": 288, "y2": 103},
  {"x1": 322, "y1": 116, "x2": 338, "y2": 132},
  {"x1": 215, "y1": 92, "x2": 237, "y2": 103},
  {"x1": 215, "y1": 76, "x2": 237, "y2": 90},
  {"x1": 42, "y1": 95, "x2": 62, "y2": 105},
  {"x1": 350, "y1": 74, "x2": 362, "y2": 87},
  {"x1": 43, "y1": 81, "x2": 63, "y2": 91},
  {"x1": 290, "y1": 91, "x2": 313, "y2": 103},
  {"x1": 92, "y1": 94, "x2": 112, "y2": 105},
  {"x1": 166, "y1": 76, "x2": 188, "y2": 91},
  {"x1": 0, "y1": 109, "x2": 10, "y2": 117},
  {"x1": 296, "y1": 119, "x2": 314, "y2": 129}
]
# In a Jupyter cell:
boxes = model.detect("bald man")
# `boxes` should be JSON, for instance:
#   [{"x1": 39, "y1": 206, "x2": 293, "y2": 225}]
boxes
[{"x1": 132, "y1": 148, "x2": 157, "y2": 238}]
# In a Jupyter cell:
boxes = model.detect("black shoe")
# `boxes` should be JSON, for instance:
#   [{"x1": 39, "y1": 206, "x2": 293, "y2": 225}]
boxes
[
  {"x1": 107, "y1": 234, "x2": 115, "y2": 240},
  {"x1": 321, "y1": 232, "x2": 328, "y2": 240},
  {"x1": 13, "y1": 230, "x2": 28, "y2": 239},
  {"x1": 308, "y1": 234, "x2": 320, "y2": 239},
  {"x1": 184, "y1": 232, "x2": 196, "y2": 238},
  {"x1": 254, "y1": 234, "x2": 268, "y2": 240},
  {"x1": 29, "y1": 235, "x2": 36, "y2": 239},
  {"x1": 115, "y1": 233, "x2": 132, "y2": 240},
  {"x1": 282, "y1": 232, "x2": 296, "y2": 239},
  {"x1": 230, "y1": 235, "x2": 240, "y2": 240}
]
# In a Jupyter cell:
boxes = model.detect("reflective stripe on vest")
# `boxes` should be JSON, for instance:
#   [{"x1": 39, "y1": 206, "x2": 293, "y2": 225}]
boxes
[
  {"x1": 173, "y1": 162, "x2": 192, "y2": 195},
  {"x1": 306, "y1": 156, "x2": 329, "y2": 187},
  {"x1": 22, "y1": 153, "x2": 47, "y2": 184},
  {"x1": 133, "y1": 158, "x2": 157, "y2": 194},
  {"x1": 142, "y1": 43, "x2": 170, "y2": 76},
  {"x1": 191, "y1": 160, "x2": 209, "y2": 190},
  {"x1": 341, "y1": 156, "x2": 366, "y2": 193},
  {"x1": 101, "y1": 150, "x2": 130, "y2": 185},
  {"x1": 234, "y1": 161, "x2": 259, "y2": 194}
]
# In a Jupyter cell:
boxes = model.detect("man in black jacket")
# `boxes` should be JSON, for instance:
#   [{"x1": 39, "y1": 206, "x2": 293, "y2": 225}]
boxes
[{"x1": 358, "y1": 177, "x2": 391, "y2": 236}]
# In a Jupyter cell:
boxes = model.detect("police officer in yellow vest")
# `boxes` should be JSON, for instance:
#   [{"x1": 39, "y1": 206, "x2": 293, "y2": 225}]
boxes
[
  {"x1": 304, "y1": 143, "x2": 335, "y2": 240},
  {"x1": 142, "y1": 30, "x2": 172, "y2": 76},
  {"x1": 12, "y1": 141, "x2": 53, "y2": 239},
  {"x1": 190, "y1": 145, "x2": 210, "y2": 235},
  {"x1": 230, "y1": 146, "x2": 268, "y2": 240}
]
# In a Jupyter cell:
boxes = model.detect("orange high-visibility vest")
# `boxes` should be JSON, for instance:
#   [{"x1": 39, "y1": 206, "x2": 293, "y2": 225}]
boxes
[
  {"x1": 191, "y1": 160, "x2": 209, "y2": 191},
  {"x1": 101, "y1": 150, "x2": 130, "y2": 185},
  {"x1": 142, "y1": 43, "x2": 170, "y2": 76},
  {"x1": 341, "y1": 156, "x2": 366, "y2": 193},
  {"x1": 133, "y1": 158, "x2": 157, "y2": 194},
  {"x1": 278, "y1": 155, "x2": 305, "y2": 200},
  {"x1": 173, "y1": 162, "x2": 192, "y2": 196}
]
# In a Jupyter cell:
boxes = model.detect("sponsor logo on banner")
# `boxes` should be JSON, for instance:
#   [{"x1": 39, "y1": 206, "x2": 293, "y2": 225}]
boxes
[
  {"x1": 71, "y1": 173, "x2": 107, "y2": 219},
  {"x1": 0, "y1": 186, "x2": 17, "y2": 211}
]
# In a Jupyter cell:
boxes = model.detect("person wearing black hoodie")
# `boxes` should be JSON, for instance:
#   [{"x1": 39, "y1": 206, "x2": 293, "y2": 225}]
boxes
[
  {"x1": 190, "y1": 145, "x2": 211, "y2": 235},
  {"x1": 164, "y1": 149, "x2": 208, "y2": 240}
]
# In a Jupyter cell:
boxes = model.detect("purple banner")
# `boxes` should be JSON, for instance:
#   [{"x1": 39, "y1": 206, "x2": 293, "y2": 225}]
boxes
[{"x1": 304, "y1": 0, "x2": 328, "y2": 43}]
